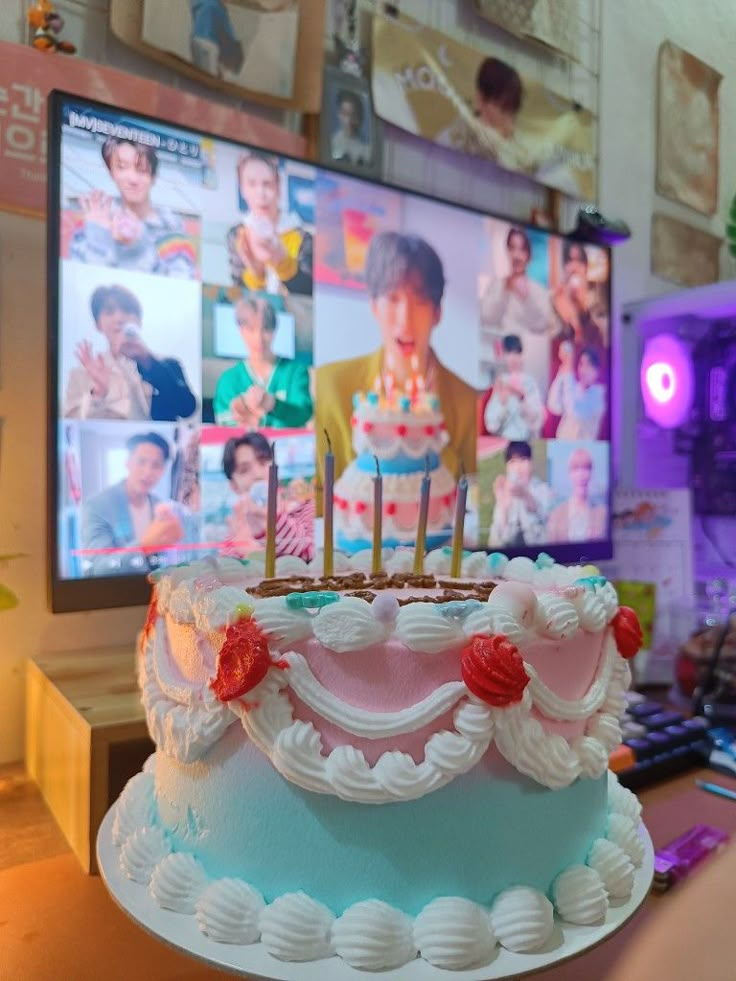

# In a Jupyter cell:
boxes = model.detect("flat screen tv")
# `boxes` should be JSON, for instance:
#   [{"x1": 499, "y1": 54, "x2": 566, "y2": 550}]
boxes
[{"x1": 47, "y1": 91, "x2": 613, "y2": 613}]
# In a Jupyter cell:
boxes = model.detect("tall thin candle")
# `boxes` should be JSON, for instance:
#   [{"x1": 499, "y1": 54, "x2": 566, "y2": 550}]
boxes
[
  {"x1": 372, "y1": 456, "x2": 383, "y2": 576},
  {"x1": 450, "y1": 471, "x2": 468, "y2": 578},
  {"x1": 413, "y1": 455, "x2": 431, "y2": 575},
  {"x1": 264, "y1": 442, "x2": 278, "y2": 578},
  {"x1": 323, "y1": 430, "x2": 335, "y2": 577}
]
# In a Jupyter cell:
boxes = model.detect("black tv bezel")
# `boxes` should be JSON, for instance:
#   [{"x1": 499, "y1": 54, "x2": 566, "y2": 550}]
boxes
[{"x1": 46, "y1": 89, "x2": 613, "y2": 614}]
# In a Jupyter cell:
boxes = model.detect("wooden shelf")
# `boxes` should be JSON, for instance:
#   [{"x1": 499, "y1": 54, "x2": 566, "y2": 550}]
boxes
[{"x1": 25, "y1": 648, "x2": 153, "y2": 874}]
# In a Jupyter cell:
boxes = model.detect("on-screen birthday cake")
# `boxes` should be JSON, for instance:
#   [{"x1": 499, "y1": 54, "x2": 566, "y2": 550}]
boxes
[
  {"x1": 333, "y1": 386, "x2": 456, "y2": 553},
  {"x1": 112, "y1": 549, "x2": 646, "y2": 973}
]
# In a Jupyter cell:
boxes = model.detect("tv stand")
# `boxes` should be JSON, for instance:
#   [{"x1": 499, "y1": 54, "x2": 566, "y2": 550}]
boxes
[{"x1": 25, "y1": 647, "x2": 152, "y2": 874}]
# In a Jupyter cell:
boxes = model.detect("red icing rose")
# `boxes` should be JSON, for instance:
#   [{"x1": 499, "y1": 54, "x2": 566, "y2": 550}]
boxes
[
  {"x1": 612, "y1": 607, "x2": 643, "y2": 659},
  {"x1": 211, "y1": 617, "x2": 276, "y2": 702},
  {"x1": 461, "y1": 634, "x2": 529, "y2": 707}
]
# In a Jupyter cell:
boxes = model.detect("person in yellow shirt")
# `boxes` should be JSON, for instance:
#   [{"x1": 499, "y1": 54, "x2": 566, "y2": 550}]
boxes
[
  {"x1": 315, "y1": 231, "x2": 477, "y2": 502},
  {"x1": 226, "y1": 152, "x2": 312, "y2": 295}
]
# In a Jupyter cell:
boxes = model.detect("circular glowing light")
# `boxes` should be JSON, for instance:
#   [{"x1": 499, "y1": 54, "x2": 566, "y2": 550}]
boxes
[
  {"x1": 644, "y1": 361, "x2": 677, "y2": 403},
  {"x1": 640, "y1": 334, "x2": 693, "y2": 429}
]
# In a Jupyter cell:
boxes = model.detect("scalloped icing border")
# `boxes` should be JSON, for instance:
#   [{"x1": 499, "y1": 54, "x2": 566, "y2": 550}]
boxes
[{"x1": 113, "y1": 765, "x2": 644, "y2": 972}]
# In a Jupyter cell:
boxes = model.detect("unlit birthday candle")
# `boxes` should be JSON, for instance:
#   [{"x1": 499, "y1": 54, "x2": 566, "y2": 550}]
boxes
[
  {"x1": 450, "y1": 471, "x2": 468, "y2": 578},
  {"x1": 264, "y1": 442, "x2": 278, "y2": 578},
  {"x1": 413, "y1": 455, "x2": 432, "y2": 575},
  {"x1": 372, "y1": 456, "x2": 383, "y2": 575},
  {"x1": 323, "y1": 430, "x2": 335, "y2": 577}
]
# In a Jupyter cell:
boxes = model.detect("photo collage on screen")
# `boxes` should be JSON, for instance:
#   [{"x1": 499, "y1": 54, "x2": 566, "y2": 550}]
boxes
[{"x1": 55, "y1": 99, "x2": 611, "y2": 582}]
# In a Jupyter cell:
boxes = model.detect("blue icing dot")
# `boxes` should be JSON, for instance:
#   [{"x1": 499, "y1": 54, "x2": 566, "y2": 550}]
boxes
[
  {"x1": 573, "y1": 575, "x2": 608, "y2": 590},
  {"x1": 535, "y1": 552, "x2": 555, "y2": 569},
  {"x1": 352, "y1": 393, "x2": 361, "y2": 409},
  {"x1": 286, "y1": 591, "x2": 340, "y2": 610},
  {"x1": 439, "y1": 600, "x2": 483, "y2": 619},
  {"x1": 399, "y1": 396, "x2": 411, "y2": 411},
  {"x1": 366, "y1": 392, "x2": 379, "y2": 406},
  {"x1": 487, "y1": 552, "x2": 508, "y2": 571}
]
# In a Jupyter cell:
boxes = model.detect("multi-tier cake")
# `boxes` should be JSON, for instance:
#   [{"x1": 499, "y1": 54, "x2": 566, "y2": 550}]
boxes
[
  {"x1": 333, "y1": 387, "x2": 456, "y2": 553},
  {"x1": 111, "y1": 548, "x2": 646, "y2": 973}
]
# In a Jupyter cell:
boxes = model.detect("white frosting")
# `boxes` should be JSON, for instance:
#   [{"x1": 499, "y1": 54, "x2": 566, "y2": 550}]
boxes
[
  {"x1": 259, "y1": 892, "x2": 335, "y2": 961},
  {"x1": 575, "y1": 590, "x2": 609, "y2": 632},
  {"x1": 332, "y1": 900, "x2": 417, "y2": 970},
  {"x1": 490, "y1": 886, "x2": 554, "y2": 953},
  {"x1": 502, "y1": 556, "x2": 537, "y2": 583},
  {"x1": 193, "y1": 585, "x2": 252, "y2": 631},
  {"x1": 587, "y1": 839, "x2": 635, "y2": 898},
  {"x1": 149, "y1": 852, "x2": 208, "y2": 913},
  {"x1": 311, "y1": 597, "x2": 389, "y2": 652},
  {"x1": 140, "y1": 621, "x2": 234, "y2": 763},
  {"x1": 526, "y1": 637, "x2": 615, "y2": 721},
  {"x1": 608, "y1": 771, "x2": 643, "y2": 823},
  {"x1": 414, "y1": 897, "x2": 496, "y2": 970},
  {"x1": 384, "y1": 547, "x2": 415, "y2": 575},
  {"x1": 119, "y1": 826, "x2": 170, "y2": 884},
  {"x1": 284, "y1": 652, "x2": 466, "y2": 738},
  {"x1": 463, "y1": 606, "x2": 527, "y2": 646},
  {"x1": 552, "y1": 865, "x2": 608, "y2": 924},
  {"x1": 196, "y1": 878, "x2": 265, "y2": 944},
  {"x1": 534, "y1": 593, "x2": 580, "y2": 640},
  {"x1": 423, "y1": 549, "x2": 452, "y2": 575},
  {"x1": 461, "y1": 551, "x2": 493, "y2": 578},
  {"x1": 251, "y1": 596, "x2": 313, "y2": 646},
  {"x1": 595, "y1": 581, "x2": 620, "y2": 621},
  {"x1": 394, "y1": 602, "x2": 464, "y2": 653},
  {"x1": 112, "y1": 772, "x2": 156, "y2": 847},
  {"x1": 606, "y1": 813, "x2": 645, "y2": 867}
]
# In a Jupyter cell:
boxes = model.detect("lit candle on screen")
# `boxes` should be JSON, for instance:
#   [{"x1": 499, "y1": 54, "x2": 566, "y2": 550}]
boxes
[
  {"x1": 413, "y1": 455, "x2": 431, "y2": 575},
  {"x1": 372, "y1": 456, "x2": 383, "y2": 576},
  {"x1": 323, "y1": 430, "x2": 335, "y2": 577},
  {"x1": 264, "y1": 442, "x2": 278, "y2": 579},
  {"x1": 450, "y1": 471, "x2": 468, "y2": 579}
]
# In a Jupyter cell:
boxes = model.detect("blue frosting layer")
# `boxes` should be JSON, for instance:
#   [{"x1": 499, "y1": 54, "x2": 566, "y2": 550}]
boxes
[
  {"x1": 336, "y1": 530, "x2": 451, "y2": 553},
  {"x1": 156, "y1": 730, "x2": 609, "y2": 916},
  {"x1": 354, "y1": 451, "x2": 440, "y2": 475}
]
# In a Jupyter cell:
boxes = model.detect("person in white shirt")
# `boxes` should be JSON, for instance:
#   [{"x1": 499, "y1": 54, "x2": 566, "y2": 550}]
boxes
[
  {"x1": 547, "y1": 447, "x2": 607, "y2": 543},
  {"x1": 480, "y1": 226, "x2": 555, "y2": 396},
  {"x1": 331, "y1": 89, "x2": 371, "y2": 166},
  {"x1": 484, "y1": 333, "x2": 544, "y2": 440},
  {"x1": 488, "y1": 440, "x2": 552, "y2": 548},
  {"x1": 547, "y1": 345, "x2": 606, "y2": 440}
]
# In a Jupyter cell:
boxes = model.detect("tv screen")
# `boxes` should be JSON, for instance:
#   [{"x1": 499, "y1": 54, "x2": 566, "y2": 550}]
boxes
[{"x1": 47, "y1": 91, "x2": 613, "y2": 612}]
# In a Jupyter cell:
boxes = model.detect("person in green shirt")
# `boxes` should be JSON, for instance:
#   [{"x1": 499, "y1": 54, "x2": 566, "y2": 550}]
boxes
[{"x1": 214, "y1": 295, "x2": 313, "y2": 428}]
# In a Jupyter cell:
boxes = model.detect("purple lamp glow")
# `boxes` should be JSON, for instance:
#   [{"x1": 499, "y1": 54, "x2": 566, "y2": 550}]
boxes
[{"x1": 640, "y1": 334, "x2": 693, "y2": 428}]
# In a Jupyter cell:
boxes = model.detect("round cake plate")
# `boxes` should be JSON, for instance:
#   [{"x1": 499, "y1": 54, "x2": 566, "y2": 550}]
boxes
[{"x1": 97, "y1": 808, "x2": 654, "y2": 981}]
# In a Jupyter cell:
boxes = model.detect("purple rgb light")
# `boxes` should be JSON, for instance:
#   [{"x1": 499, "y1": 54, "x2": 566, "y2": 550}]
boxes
[{"x1": 640, "y1": 333, "x2": 694, "y2": 429}]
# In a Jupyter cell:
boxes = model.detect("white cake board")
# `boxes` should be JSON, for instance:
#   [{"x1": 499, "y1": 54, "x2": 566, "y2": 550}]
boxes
[{"x1": 97, "y1": 808, "x2": 654, "y2": 981}]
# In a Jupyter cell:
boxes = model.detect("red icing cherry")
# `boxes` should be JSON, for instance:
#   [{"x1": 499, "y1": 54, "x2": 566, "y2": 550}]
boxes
[
  {"x1": 355, "y1": 501, "x2": 368, "y2": 514},
  {"x1": 350, "y1": 415, "x2": 357, "y2": 427},
  {"x1": 386, "y1": 501, "x2": 397, "y2": 516},
  {"x1": 397, "y1": 424, "x2": 407, "y2": 437},
  {"x1": 461, "y1": 634, "x2": 529, "y2": 707},
  {"x1": 211, "y1": 617, "x2": 276, "y2": 702},
  {"x1": 336, "y1": 497, "x2": 349, "y2": 511},
  {"x1": 443, "y1": 494, "x2": 453, "y2": 507},
  {"x1": 363, "y1": 422, "x2": 374, "y2": 433},
  {"x1": 425, "y1": 425, "x2": 435, "y2": 436},
  {"x1": 612, "y1": 607, "x2": 643, "y2": 659}
]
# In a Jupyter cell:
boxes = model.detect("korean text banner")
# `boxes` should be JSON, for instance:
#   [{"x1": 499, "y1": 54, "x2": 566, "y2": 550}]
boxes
[{"x1": 371, "y1": 11, "x2": 596, "y2": 199}]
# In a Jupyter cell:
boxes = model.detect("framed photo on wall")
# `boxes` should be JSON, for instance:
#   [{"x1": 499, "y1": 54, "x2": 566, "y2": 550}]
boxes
[{"x1": 319, "y1": 66, "x2": 383, "y2": 180}]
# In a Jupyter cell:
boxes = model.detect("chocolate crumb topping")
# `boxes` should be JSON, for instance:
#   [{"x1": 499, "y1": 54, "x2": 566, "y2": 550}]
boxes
[{"x1": 245, "y1": 569, "x2": 497, "y2": 603}]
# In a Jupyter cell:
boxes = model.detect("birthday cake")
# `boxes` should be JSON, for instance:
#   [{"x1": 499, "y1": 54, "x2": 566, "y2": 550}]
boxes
[
  {"x1": 333, "y1": 387, "x2": 456, "y2": 553},
  {"x1": 112, "y1": 549, "x2": 646, "y2": 973}
]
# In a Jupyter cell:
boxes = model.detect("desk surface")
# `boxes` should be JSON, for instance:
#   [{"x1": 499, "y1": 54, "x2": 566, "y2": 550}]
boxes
[{"x1": 30, "y1": 648, "x2": 143, "y2": 730}]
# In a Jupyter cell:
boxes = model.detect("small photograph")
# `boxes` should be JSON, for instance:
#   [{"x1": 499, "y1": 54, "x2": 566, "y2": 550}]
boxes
[
  {"x1": 60, "y1": 107, "x2": 202, "y2": 278},
  {"x1": 546, "y1": 441, "x2": 609, "y2": 544},
  {"x1": 320, "y1": 66, "x2": 383, "y2": 178},
  {"x1": 481, "y1": 333, "x2": 545, "y2": 442},
  {"x1": 479, "y1": 439, "x2": 552, "y2": 549},
  {"x1": 478, "y1": 219, "x2": 554, "y2": 396},
  {"x1": 550, "y1": 239, "x2": 610, "y2": 353},
  {"x1": 60, "y1": 263, "x2": 201, "y2": 422},
  {"x1": 68, "y1": 421, "x2": 202, "y2": 579},
  {"x1": 202, "y1": 287, "x2": 313, "y2": 427},
  {"x1": 546, "y1": 342, "x2": 607, "y2": 441},
  {"x1": 200, "y1": 142, "x2": 315, "y2": 296},
  {"x1": 142, "y1": 0, "x2": 301, "y2": 100},
  {"x1": 200, "y1": 426, "x2": 315, "y2": 560}
]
